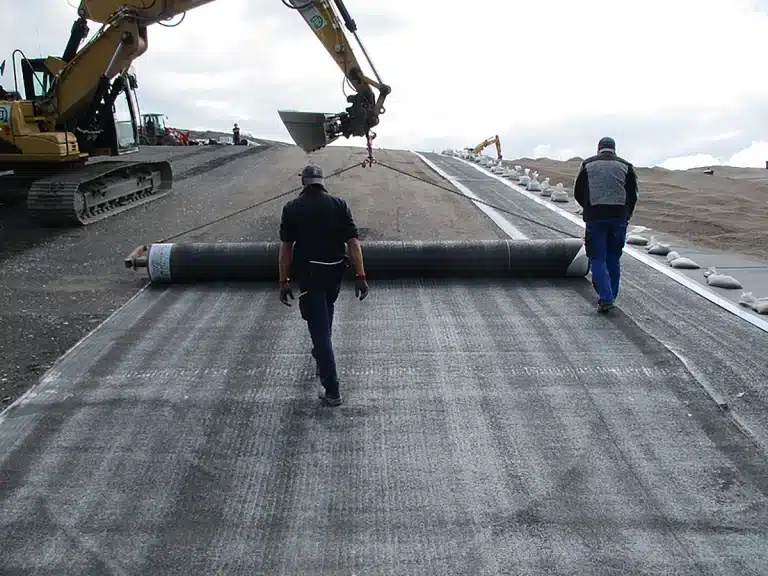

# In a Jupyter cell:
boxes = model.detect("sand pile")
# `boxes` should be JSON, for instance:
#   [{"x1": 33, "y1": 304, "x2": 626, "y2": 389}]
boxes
[{"x1": 503, "y1": 157, "x2": 768, "y2": 263}]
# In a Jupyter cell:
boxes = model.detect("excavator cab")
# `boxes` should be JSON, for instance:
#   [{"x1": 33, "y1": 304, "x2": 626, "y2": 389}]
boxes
[
  {"x1": 84, "y1": 68, "x2": 141, "y2": 156},
  {"x1": 20, "y1": 59, "x2": 55, "y2": 101},
  {"x1": 2, "y1": 52, "x2": 141, "y2": 160}
]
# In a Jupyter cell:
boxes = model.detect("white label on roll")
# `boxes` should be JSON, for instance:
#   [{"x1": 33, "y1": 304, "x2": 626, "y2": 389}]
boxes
[{"x1": 148, "y1": 243, "x2": 173, "y2": 282}]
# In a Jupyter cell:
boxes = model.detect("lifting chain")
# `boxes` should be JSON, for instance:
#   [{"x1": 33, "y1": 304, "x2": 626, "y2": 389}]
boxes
[{"x1": 361, "y1": 130, "x2": 377, "y2": 168}]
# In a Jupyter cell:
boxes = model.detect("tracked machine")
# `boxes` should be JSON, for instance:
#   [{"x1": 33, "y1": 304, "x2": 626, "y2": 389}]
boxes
[
  {"x1": 466, "y1": 135, "x2": 502, "y2": 162},
  {"x1": 0, "y1": 0, "x2": 390, "y2": 226}
]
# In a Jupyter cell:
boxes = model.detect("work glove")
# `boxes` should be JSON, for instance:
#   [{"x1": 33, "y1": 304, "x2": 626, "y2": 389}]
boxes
[
  {"x1": 355, "y1": 274, "x2": 369, "y2": 301},
  {"x1": 279, "y1": 281, "x2": 294, "y2": 306}
]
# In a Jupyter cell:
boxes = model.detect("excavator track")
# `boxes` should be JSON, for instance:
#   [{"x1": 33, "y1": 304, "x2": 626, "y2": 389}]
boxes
[{"x1": 25, "y1": 160, "x2": 173, "y2": 226}]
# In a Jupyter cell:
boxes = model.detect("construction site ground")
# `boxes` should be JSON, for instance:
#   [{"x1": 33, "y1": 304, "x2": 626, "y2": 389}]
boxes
[
  {"x1": 427, "y1": 152, "x2": 768, "y2": 446},
  {"x1": 1, "y1": 143, "x2": 768, "y2": 573},
  {"x1": 0, "y1": 142, "x2": 505, "y2": 410}
]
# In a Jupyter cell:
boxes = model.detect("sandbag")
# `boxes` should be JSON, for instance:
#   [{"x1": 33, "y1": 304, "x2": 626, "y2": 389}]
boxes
[
  {"x1": 740, "y1": 292, "x2": 768, "y2": 315},
  {"x1": 666, "y1": 251, "x2": 680, "y2": 263},
  {"x1": 626, "y1": 234, "x2": 649, "y2": 246},
  {"x1": 527, "y1": 177, "x2": 542, "y2": 192},
  {"x1": 703, "y1": 267, "x2": 742, "y2": 289},
  {"x1": 551, "y1": 190, "x2": 569, "y2": 203},
  {"x1": 669, "y1": 257, "x2": 700, "y2": 269},
  {"x1": 647, "y1": 243, "x2": 671, "y2": 256},
  {"x1": 539, "y1": 177, "x2": 552, "y2": 197},
  {"x1": 645, "y1": 235, "x2": 671, "y2": 256}
]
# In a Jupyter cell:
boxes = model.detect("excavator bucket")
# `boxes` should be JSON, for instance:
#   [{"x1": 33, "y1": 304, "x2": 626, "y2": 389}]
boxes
[{"x1": 278, "y1": 110, "x2": 341, "y2": 154}]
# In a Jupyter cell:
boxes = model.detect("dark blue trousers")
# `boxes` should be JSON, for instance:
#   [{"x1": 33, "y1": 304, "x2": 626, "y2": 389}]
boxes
[
  {"x1": 585, "y1": 218, "x2": 627, "y2": 304},
  {"x1": 299, "y1": 283, "x2": 341, "y2": 393}
]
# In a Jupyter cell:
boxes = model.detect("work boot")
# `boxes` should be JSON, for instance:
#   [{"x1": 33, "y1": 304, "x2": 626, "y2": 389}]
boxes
[
  {"x1": 597, "y1": 300, "x2": 616, "y2": 313},
  {"x1": 322, "y1": 381, "x2": 343, "y2": 406},
  {"x1": 324, "y1": 392, "x2": 343, "y2": 406}
]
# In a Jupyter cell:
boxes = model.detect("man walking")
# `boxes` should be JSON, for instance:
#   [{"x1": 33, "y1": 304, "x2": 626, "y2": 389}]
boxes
[
  {"x1": 574, "y1": 137, "x2": 639, "y2": 313},
  {"x1": 278, "y1": 164, "x2": 369, "y2": 405}
]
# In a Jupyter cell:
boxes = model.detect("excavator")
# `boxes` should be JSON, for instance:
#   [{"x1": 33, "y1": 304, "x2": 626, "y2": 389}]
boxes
[
  {"x1": 466, "y1": 135, "x2": 502, "y2": 161},
  {"x1": 0, "y1": 0, "x2": 390, "y2": 226}
]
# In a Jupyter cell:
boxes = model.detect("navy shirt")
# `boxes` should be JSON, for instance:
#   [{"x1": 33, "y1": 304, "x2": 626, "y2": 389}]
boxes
[{"x1": 279, "y1": 184, "x2": 358, "y2": 281}]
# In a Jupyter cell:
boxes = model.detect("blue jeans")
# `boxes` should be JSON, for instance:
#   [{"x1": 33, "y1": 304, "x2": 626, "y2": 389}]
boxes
[
  {"x1": 299, "y1": 283, "x2": 341, "y2": 393},
  {"x1": 585, "y1": 218, "x2": 627, "y2": 304}
]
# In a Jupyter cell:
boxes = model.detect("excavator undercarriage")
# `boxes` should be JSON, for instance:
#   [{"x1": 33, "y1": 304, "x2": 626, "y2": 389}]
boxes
[{"x1": 24, "y1": 159, "x2": 171, "y2": 226}]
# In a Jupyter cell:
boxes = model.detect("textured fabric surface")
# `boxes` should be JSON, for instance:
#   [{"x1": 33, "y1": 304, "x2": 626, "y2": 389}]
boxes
[
  {"x1": 425, "y1": 153, "x2": 768, "y2": 451},
  {"x1": 1, "y1": 280, "x2": 767, "y2": 575}
]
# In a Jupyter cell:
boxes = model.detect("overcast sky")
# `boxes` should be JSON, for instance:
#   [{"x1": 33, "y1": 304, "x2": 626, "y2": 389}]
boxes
[{"x1": 4, "y1": 0, "x2": 768, "y2": 168}]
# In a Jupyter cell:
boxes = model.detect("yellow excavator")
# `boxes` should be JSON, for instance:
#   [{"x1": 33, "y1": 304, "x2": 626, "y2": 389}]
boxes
[
  {"x1": 467, "y1": 135, "x2": 502, "y2": 161},
  {"x1": 0, "y1": 0, "x2": 390, "y2": 226}
]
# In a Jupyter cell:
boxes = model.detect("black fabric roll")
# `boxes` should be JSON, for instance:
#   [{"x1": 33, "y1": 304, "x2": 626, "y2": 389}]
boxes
[{"x1": 146, "y1": 239, "x2": 587, "y2": 283}]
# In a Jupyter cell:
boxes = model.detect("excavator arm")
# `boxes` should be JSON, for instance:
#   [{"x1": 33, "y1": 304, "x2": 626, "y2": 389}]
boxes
[
  {"x1": 471, "y1": 135, "x2": 502, "y2": 161},
  {"x1": 66, "y1": 0, "x2": 391, "y2": 152}
]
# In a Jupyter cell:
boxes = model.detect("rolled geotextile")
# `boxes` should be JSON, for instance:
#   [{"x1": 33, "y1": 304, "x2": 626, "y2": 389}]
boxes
[{"x1": 145, "y1": 239, "x2": 588, "y2": 283}]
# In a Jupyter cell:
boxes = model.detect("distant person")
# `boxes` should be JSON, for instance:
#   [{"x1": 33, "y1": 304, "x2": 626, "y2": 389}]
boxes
[
  {"x1": 232, "y1": 123, "x2": 240, "y2": 145},
  {"x1": 574, "y1": 136, "x2": 638, "y2": 313},
  {"x1": 145, "y1": 117, "x2": 155, "y2": 139},
  {"x1": 278, "y1": 164, "x2": 369, "y2": 406}
]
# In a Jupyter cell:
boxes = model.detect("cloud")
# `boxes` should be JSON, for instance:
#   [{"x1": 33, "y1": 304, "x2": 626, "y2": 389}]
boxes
[
  {"x1": 662, "y1": 141, "x2": 768, "y2": 169},
  {"x1": 3, "y1": 0, "x2": 768, "y2": 167}
]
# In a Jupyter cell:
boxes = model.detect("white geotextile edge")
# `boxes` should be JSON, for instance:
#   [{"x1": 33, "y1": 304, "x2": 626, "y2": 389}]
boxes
[
  {"x1": 411, "y1": 151, "x2": 588, "y2": 277},
  {"x1": 445, "y1": 154, "x2": 768, "y2": 335},
  {"x1": 410, "y1": 152, "x2": 528, "y2": 240}
]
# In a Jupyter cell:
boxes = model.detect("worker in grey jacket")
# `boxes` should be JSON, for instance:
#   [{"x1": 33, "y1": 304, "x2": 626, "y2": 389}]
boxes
[{"x1": 574, "y1": 137, "x2": 638, "y2": 312}]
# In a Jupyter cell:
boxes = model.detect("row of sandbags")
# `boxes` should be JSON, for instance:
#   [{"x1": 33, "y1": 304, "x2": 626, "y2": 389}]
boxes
[
  {"x1": 445, "y1": 151, "x2": 768, "y2": 316},
  {"x1": 459, "y1": 154, "x2": 574, "y2": 204},
  {"x1": 625, "y1": 232, "x2": 767, "y2": 314}
]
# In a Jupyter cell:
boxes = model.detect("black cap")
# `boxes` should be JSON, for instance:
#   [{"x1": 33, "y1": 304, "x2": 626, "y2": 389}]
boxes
[
  {"x1": 598, "y1": 137, "x2": 616, "y2": 153},
  {"x1": 300, "y1": 164, "x2": 324, "y2": 185}
]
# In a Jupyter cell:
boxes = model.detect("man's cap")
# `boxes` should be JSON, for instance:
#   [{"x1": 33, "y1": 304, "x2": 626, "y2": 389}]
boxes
[
  {"x1": 300, "y1": 164, "x2": 324, "y2": 184},
  {"x1": 598, "y1": 136, "x2": 616, "y2": 153}
]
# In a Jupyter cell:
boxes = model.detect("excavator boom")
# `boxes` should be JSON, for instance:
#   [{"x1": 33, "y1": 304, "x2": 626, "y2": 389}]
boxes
[{"x1": 74, "y1": 0, "x2": 391, "y2": 152}]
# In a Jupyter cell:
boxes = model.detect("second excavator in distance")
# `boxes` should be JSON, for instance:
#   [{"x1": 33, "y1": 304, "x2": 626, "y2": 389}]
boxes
[
  {"x1": 466, "y1": 135, "x2": 502, "y2": 162},
  {"x1": 0, "y1": 0, "x2": 391, "y2": 227}
]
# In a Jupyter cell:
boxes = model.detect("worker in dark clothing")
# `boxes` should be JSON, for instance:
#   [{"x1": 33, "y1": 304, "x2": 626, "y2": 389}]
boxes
[
  {"x1": 278, "y1": 164, "x2": 369, "y2": 406},
  {"x1": 574, "y1": 137, "x2": 638, "y2": 313}
]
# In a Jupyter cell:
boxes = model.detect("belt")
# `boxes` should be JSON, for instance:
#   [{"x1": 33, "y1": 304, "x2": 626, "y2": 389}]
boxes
[{"x1": 308, "y1": 259, "x2": 345, "y2": 265}]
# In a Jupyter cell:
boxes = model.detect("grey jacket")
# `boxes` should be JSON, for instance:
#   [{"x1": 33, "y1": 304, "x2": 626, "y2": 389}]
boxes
[{"x1": 574, "y1": 151, "x2": 638, "y2": 222}]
